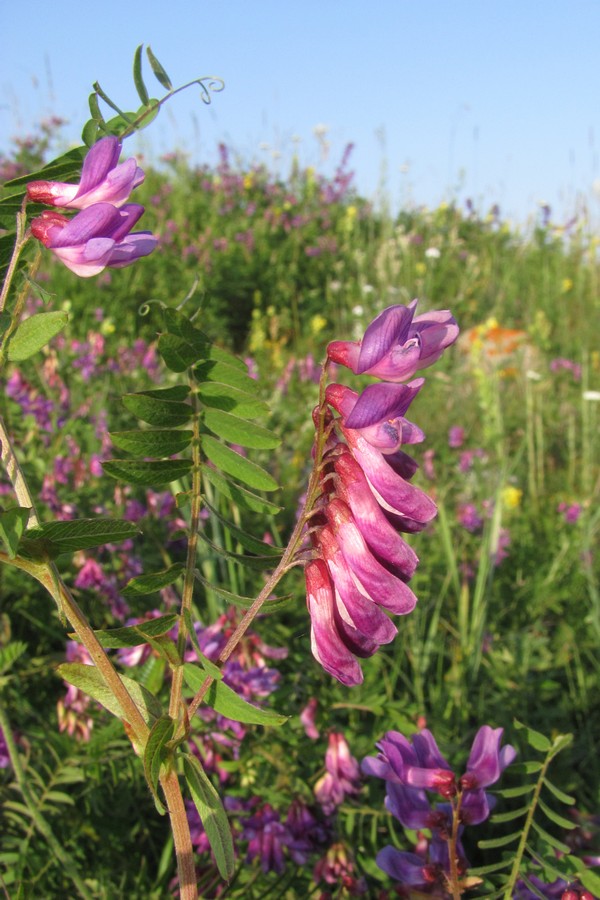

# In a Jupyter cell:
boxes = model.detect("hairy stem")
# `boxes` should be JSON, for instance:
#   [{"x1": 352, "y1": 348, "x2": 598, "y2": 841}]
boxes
[
  {"x1": 160, "y1": 768, "x2": 198, "y2": 900},
  {"x1": 448, "y1": 792, "x2": 464, "y2": 899}
]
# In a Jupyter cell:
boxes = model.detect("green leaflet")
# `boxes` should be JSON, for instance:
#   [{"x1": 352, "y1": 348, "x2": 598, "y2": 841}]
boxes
[
  {"x1": 2, "y1": 147, "x2": 86, "y2": 189},
  {"x1": 146, "y1": 46, "x2": 173, "y2": 91},
  {"x1": 203, "y1": 408, "x2": 280, "y2": 449},
  {"x1": 202, "y1": 435, "x2": 278, "y2": 492},
  {"x1": 7, "y1": 311, "x2": 69, "y2": 361},
  {"x1": 143, "y1": 715, "x2": 175, "y2": 814},
  {"x1": 18, "y1": 518, "x2": 138, "y2": 560},
  {"x1": 69, "y1": 614, "x2": 179, "y2": 649},
  {"x1": 109, "y1": 429, "x2": 193, "y2": 457},
  {"x1": 182, "y1": 753, "x2": 235, "y2": 882},
  {"x1": 133, "y1": 44, "x2": 150, "y2": 106},
  {"x1": 198, "y1": 382, "x2": 269, "y2": 418},
  {"x1": 57, "y1": 663, "x2": 162, "y2": 726},
  {"x1": 122, "y1": 563, "x2": 185, "y2": 597},
  {"x1": 514, "y1": 719, "x2": 551, "y2": 752},
  {"x1": 182, "y1": 663, "x2": 287, "y2": 727},
  {"x1": 102, "y1": 458, "x2": 192, "y2": 486},
  {"x1": 202, "y1": 498, "x2": 282, "y2": 557},
  {"x1": 195, "y1": 358, "x2": 260, "y2": 393},
  {"x1": 158, "y1": 333, "x2": 201, "y2": 372},
  {"x1": 122, "y1": 391, "x2": 191, "y2": 427},
  {"x1": 202, "y1": 466, "x2": 281, "y2": 514},
  {"x1": 0, "y1": 506, "x2": 30, "y2": 558}
]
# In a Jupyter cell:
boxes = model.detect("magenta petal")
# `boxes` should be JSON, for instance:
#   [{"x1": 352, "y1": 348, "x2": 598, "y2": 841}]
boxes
[
  {"x1": 376, "y1": 847, "x2": 428, "y2": 886},
  {"x1": 343, "y1": 430, "x2": 437, "y2": 528},
  {"x1": 108, "y1": 233, "x2": 158, "y2": 267},
  {"x1": 344, "y1": 379, "x2": 424, "y2": 430},
  {"x1": 77, "y1": 137, "x2": 122, "y2": 196},
  {"x1": 49, "y1": 203, "x2": 121, "y2": 247},
  {"x1": 105, "y1": 203, "x2": 146, "y2": 240},
  {"x1": 305, "y1": 560, "x2": 363, "y2": 686},
  {"x1": 334, "y1": 452, "x2": 419, "y2": 580},
  {"x1": 356, "y1": 303, "x2": 416, "y2": 374},
  {"x1": 319, "y1": 526, "x2": 398, "y2": 647},
  {"x1": 326, "y1": 500, "x2": 417, "y2": 614},
  {"x1": 464, "y1": 726, "x2": 516, "y2": 788}
]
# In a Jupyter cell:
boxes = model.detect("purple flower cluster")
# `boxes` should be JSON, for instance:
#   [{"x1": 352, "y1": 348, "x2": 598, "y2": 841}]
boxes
[
  {"x1": 27, "y1": 137, "x2": 156, "y2": 277},
  {"x1": 314, "y1": 732, "x2": 362, "y2": 815},
  {"x1": 305, "y1": 300, "x2": 459, "y2": 685},
  {"x1": 362, "y1": 726, "x2": 516, "y2": 893}
]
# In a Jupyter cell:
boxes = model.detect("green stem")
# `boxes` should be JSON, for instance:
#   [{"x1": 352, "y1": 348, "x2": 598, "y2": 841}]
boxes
[
  {"x1": 159, "y1": 768, "x2": 198, "y2": 900},
  {"x1": 448, "y1": 792, "x2": 464, "y2": 899},
  {"x1": 0, "y1": 415, "x2": 149, "y2": 747},
  {"x1": 0, "y1": 703, "x2": 93, "y2": 899},
  {"x1": 504, "y1": 751, "x2": 552, "y2": 898},
  {"x1": 0, "y1": 197, "x2": 31, "y2": 316},
  {"x1": 169, "y1": 376, "x2": 203, "y2": 722},
  {"x1": 187, "y1": 362, "x2": 332, "y2": 720}
]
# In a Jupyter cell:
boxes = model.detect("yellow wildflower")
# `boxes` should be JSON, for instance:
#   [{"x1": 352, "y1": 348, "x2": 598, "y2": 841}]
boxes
[{"x1": 501, "y1": 486, "x2": 522, "y2": 510}]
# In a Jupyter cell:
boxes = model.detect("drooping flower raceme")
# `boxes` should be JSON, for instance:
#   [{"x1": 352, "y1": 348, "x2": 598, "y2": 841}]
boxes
[
  {"x1": 304, "y1": 300, "x2": 458, "y2": 685},
  {"x1": 362, "y1": 725, "x2": 516, "y2": 893},
  {"x1": 26, "y1": 136, "x2": 144, "y2": 209},
  {"x1": 30, "y1": 203, "x2": 157, "y2": 277}
]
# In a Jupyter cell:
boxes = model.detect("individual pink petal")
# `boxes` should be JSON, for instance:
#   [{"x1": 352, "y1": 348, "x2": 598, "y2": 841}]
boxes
[
  {"x1": 305, "y1": 560, "x2": 363, "y2": 686},
  {"x1": 333, "y1": 451, "x2": 419, "y2": 580},
  {"x1": 325, "y1": 499, "x2": 417, "y2": 614}
]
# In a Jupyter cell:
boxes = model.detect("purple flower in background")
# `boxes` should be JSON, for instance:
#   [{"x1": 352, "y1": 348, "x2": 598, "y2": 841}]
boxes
[
  {"x1": 558, "y1": 501, "x2": 582, "y2": 524},
  {"x1": 27, "y1": 136, "x2": 145, "y2": 209},
  {"x1": 448, "y1": 425, "x2": 465, "y2": 448},
  {"x1": 314, "y1": 733, "x2": 362, "y2": 815},
  {"x1": 0, "y1": 727, "x2": 11, "y2": 769},
  {"x1": 30, "y1": 203, "x2": 157, "y2": 277},
  {"x1": 300, "y1": 697, "x2": 320, "y2": 740},
  {"x1": 240, "y1": 803, "x2": 290, "y2": 874},
  {"x1": 458, "y1": 502, "x2": 483, "y2": 533},
  {"x1": 327, "y1": 299, "x2": 458, "y2": 382}
]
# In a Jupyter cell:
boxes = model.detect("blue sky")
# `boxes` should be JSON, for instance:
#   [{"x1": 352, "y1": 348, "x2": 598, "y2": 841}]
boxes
[{"x1": 2, "y1": 0, "x2": 600, "y2": 225}]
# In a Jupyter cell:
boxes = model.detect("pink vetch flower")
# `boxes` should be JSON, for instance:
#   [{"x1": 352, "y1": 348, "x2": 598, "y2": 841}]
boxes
[
  {"x1": 300, "y1": 697, "x2": 320, "y2": 740},
  {"x1": 30, "y1": 202, "x2": 157, "y2": 277},
  {"x1": 314, "y1": 733, "x2": 362, "y2": 815},
  {"x1": 327, "y1": 299, "x2": 459, "y2": 382},
  {"x1": 326, "y1": 380, "x2": 426, "y2": 454},
  {"x1": 26, "y1": 136, "x2": 145, "y2": 209}
]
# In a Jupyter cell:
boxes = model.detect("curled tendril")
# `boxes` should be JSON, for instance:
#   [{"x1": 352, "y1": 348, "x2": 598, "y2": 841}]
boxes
[
  {"x1": 194, "y1": 76, "x2": 226, "y2": 104},
  {"x1": 138, "y1": 298, "x2": 167, "y2": 317}
]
